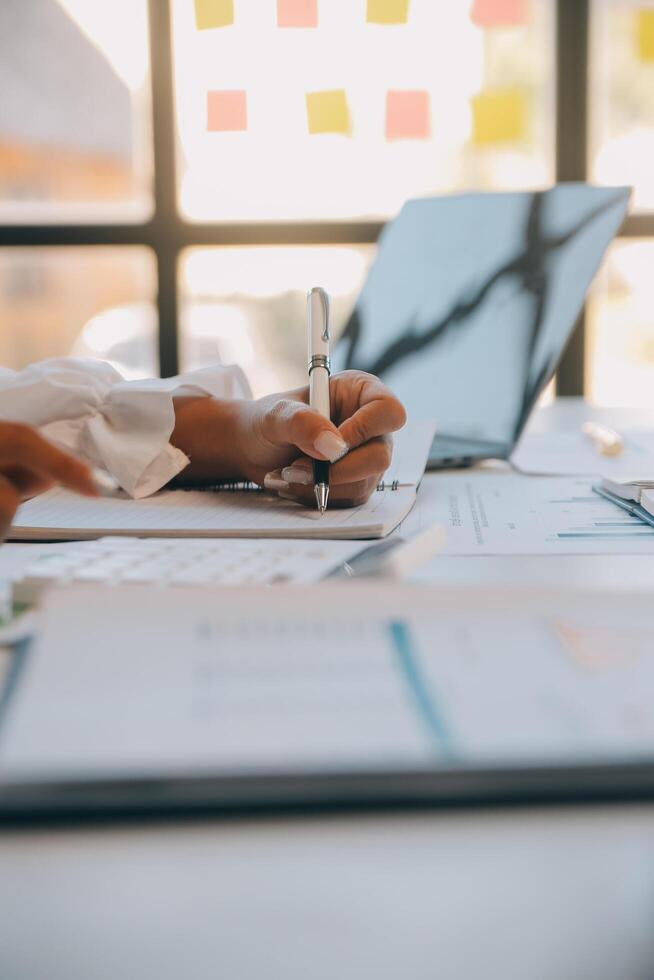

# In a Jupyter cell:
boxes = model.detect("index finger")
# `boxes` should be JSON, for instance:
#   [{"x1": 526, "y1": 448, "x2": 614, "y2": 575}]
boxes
[
  {"x1": 0, "y1": 474, "x2": 20, "y2": 541},
  {"x1": 0, "y1": 424, "x2": 97, "y2": 497},
  {"x1": 335, "y1": 374, "x2": 406, "y2": 450}
]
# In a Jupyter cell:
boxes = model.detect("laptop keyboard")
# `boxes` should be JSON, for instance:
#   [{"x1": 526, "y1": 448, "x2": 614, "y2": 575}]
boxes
[{"x1": 11, "y1": 537, "x2": 361, "y2": 604}]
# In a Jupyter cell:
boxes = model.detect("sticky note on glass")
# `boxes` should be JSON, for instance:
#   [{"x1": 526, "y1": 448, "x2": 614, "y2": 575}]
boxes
[
  {"x1": 277, "y1": 0, "x2": 318, "y2": 27},
  {"x1": 471, "y1": 89, "x2": 526, "y2": 144},
  {"x1": 207, "y1": 91, "x2": 247, "y2": 132},
  {"x1": 385, "y1": 91, "x2": 430, "y2": 140},
  {"x1": 470, "y1": 0, "x2": 527, "y2": 28},
  {"x1": 306, "y1": 90, "x2": 351, "y2": 135},
  {"x1": 366, "y1": 0, "x2": 410, "y2": 25},
  {"x1": 194, "y1": 0, "x2": 234, "y2": 30},
  {"x1": 636, "y1": 9, "x2": 654, "y2": 62}
]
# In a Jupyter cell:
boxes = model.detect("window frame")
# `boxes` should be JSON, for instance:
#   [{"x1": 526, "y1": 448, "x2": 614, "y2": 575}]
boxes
[{"x1": 0, "y1": 0, "x2": 653, "y2": 391}]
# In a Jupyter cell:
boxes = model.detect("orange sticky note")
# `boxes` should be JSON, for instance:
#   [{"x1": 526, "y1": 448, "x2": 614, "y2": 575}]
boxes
[
  {"x1": 366, "y1": 0, "x2": 410, "y2": 25},
  {"x1": 471, "y1": 88, "x2": 526, "y2": 145},
  {"x1": 470, "y1": 0, "x2": 527, "y2": 27},
  {"x1": 207, "y1": 91, "x2": 247, "y2": 132},
  {"x1": 385, "y1": 90, "x2": 430, "y2": 140},
  {"x1": 194, "y1": 0, "x2": 234, "y2": 30},
  {"x1": 277, "y1": 0, "x2": 318, "y2": 27},
  {"x1": 306, "y1": 90, "x2": 351, "y2": 135},
  {"x1": 636, "y1": 9, "x2": 654, "y2": 61}
]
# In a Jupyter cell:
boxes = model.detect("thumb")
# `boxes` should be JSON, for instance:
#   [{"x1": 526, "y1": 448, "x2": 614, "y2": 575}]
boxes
[{"x1": 261, "y1": 400, "x2": 348, "y2": 461}]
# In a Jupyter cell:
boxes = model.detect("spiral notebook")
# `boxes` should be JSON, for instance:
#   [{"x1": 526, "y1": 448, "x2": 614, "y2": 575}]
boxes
[{"x1": 10, "y1": 423, "x2": 435, "y2": 542}]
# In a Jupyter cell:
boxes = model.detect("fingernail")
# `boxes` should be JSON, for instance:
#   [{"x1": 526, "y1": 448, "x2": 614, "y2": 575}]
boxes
[
  {"x1": 281, "y1": 465, "x2": 312, "y2": 485},
  {"x1": 314, "y1": 431, "x2": 348, "y2": 463},
  {"x1": 264, "y1": 470, "x2": 290, "y2": 492}
]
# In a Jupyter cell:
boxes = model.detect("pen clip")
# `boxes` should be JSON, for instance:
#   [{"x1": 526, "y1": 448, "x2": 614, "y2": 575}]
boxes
[{"x1": 311, "y1": 287, "x2": 330, "y2": 342}]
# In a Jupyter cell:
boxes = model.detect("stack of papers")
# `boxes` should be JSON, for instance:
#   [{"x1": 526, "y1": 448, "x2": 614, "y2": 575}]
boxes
[
  {"x1": 599, "y1": 477, "x2": 654, "y2": 507},
  {"x1": 592, "y1": 477, "x2": 654, "y2": 530}
]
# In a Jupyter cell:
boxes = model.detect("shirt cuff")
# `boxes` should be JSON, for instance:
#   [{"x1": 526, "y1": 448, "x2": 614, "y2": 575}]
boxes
[{"x1": 43, "y1": 364, "x2": 252, "y2": 499}]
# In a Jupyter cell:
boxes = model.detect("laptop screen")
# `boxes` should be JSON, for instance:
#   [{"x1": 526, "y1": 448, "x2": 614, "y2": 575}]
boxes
[{"x1": 334, "y1": 185, "x2": 630, "y2": 448}]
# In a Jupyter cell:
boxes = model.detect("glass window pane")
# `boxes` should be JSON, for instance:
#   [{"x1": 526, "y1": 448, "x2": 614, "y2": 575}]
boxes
[
  {"x1": 0, "y1": 247, "x2": 157, "y2": 378},
  {"x1": 0, "y1": 0, "x2": 152, "y2": 222},
  {"x1": 172, "y1": 0, "x2": 554, "y2": 221},
  {"x1": 590, "y1": 0, "x2": 654, "y2": 212},
  {"x1": 586, "y1": 239, "x2": 654, "y2": 405},
  {"x1": 179, "y1": 246, "x2": 373, "y2": 396}
]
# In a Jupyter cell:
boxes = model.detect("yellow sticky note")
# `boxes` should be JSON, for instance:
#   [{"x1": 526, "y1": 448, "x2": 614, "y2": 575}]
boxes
[
  {"x1": 366, "y1": 0, "x2": 410, "y2": 25},
  {"x1": 194, "y1": 0, "x2": 234, "y2": 30},
  {"x1": 636, "y1": 9, "x2": 654, "y2": 62},
  {"x1": 471, "y1": 88, "x2": 527, "y2": 145},
  {"x1": 306, "y1": 90, "x2": 351, "y2": 135}
]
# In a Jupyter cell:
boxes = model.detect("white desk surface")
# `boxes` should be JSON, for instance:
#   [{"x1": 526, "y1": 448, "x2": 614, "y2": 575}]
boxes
[{"x1": 3, "y1": 398, "x2": 654, "y2": 980}]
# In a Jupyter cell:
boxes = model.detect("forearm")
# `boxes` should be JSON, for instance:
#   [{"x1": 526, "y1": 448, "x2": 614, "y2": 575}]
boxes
[{"x1": 171, "y1": 396, "x2": 249, "y2": 483}]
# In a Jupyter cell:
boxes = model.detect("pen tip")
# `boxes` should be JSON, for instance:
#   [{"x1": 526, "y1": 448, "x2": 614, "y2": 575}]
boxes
[{"x1": 315, "y1": 484, "x2": 329, "y2": 514}]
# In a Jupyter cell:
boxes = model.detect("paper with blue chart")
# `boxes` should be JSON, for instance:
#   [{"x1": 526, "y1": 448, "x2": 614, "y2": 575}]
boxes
[
  {"x1": 4, "y1": 583, "x2": 654, "y2": 783},
  {"x1": 410, "y1": 473, "x2": 654, "y2": 555},
  {"x1": 334, "y1": 185, "x2": 630, "y2": 446}
]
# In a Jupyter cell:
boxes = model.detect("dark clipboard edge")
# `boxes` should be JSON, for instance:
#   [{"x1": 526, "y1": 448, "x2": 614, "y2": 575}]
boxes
[{"x1": 2, "y1": 758, "x2": 654, "y2": 827}]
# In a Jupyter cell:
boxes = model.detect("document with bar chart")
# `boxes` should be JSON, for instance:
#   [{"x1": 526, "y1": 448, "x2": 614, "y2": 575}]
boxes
[
  {"x1": 413, "y1": 473, "x2": 654, "y2": 555},
  {"x1": 3, "y1": 583, "x2": 654, "y2": 818}
]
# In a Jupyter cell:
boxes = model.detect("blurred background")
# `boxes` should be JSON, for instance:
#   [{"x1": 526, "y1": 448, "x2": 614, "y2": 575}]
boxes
[{"x1": 0, "y1": 0, "x2": 653, "y2": 402}]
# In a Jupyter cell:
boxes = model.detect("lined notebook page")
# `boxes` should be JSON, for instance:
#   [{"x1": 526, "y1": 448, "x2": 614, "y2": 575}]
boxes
[
  {"x1": 11, "y1": 423, "x2": 435, "y2": 542},
  {"x1": 12, "y1": 485, "x2": 417, "y2": 540}
]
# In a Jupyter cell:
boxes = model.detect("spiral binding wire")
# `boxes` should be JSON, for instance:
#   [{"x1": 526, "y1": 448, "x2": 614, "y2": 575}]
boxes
[
  {"x1": 179, "y1": 481, "x2": 263, "y2": 493},
  {"x1": 179, "y1": 479, "x2": 399, "y2": 494}
]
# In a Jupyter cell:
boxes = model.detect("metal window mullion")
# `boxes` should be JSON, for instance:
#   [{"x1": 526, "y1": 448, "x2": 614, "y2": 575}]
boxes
[
  {"x1": 148, "y1": 0, "x2": 181, "y2": 378},
  {"x1": 623, "y1": 215, "x2": 654, "y2": 236},
  {"x1": 555, "y1": 0, "x2": 590, "y2": 398},
  {"x1": 0, "y1": 222, "x2": 385, "y2": 248}
]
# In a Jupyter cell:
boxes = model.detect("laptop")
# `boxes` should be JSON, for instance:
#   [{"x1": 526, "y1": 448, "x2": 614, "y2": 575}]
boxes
[{"x1": 334, "y1": 185, "x2": 631, "y2": 469}]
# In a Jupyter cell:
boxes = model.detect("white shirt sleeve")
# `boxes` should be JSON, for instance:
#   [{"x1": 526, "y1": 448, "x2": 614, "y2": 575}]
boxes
[{"x1": 0, "y1": 359, "x2": 252, "y2": 499}]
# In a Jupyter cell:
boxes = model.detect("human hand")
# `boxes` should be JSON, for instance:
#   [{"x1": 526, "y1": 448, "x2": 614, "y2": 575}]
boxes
[
  {"x1": 172, "y1": 371, "x2": 406, "y2": 507},
  {"x1": 0, "y1": 422, "x2": 98, "y2": 541}
]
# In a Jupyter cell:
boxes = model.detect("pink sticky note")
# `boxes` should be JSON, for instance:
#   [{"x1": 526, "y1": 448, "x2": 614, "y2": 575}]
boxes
[
  {"x1": 277, "y1": 0, "x2": 318, "y2": 27},
  {"x1": 471, "y1": 0, "x2": 527, "y2": 27},
  {"x1": 207, "y1": 90, "x2": 247, "y2": 132},
  {"x1": 385, "y1": 90, "x2": 430, "y2": 140}
]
